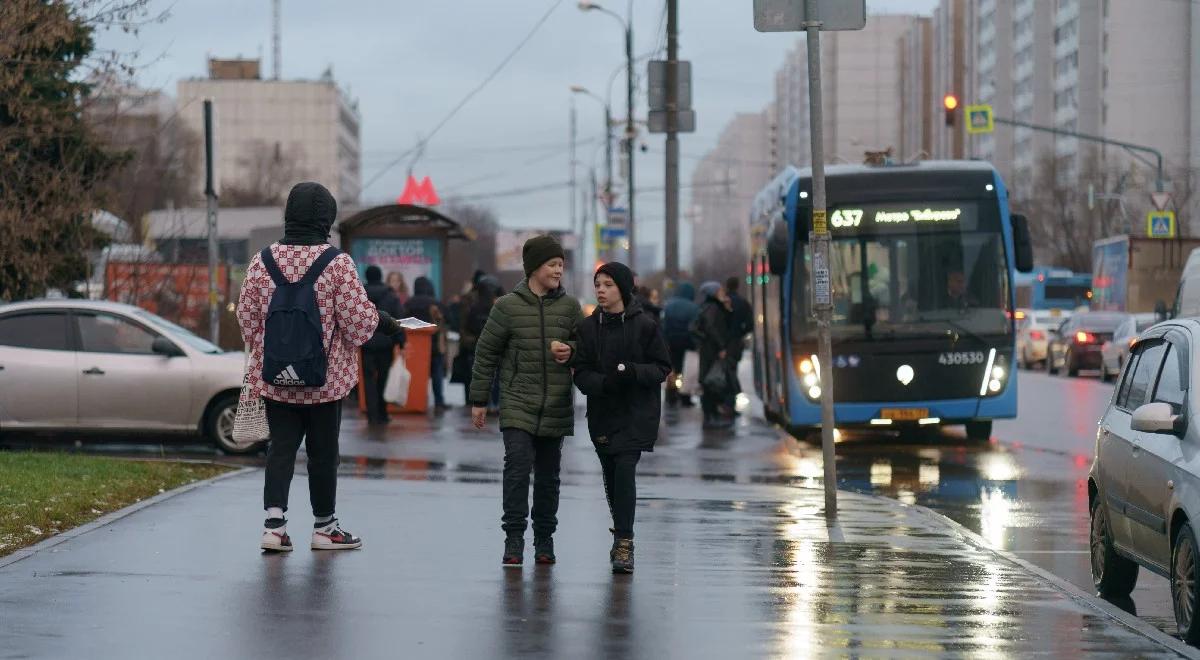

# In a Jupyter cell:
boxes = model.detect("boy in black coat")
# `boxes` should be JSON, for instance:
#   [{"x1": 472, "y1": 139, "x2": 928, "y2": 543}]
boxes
[{"x1": 573, "y1": 262, "x2": 672, "y2": 573}]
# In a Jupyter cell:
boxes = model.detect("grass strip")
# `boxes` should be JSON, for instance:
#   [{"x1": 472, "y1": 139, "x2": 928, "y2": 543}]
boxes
[{"x1": 0, "y1": 452, "x2": 229, "y2": 557}]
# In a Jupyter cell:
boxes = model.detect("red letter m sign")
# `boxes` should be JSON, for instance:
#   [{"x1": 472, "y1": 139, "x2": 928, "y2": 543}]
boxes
[{"x1": 398, "y1": 175, "x2": 441, "y2": 206}]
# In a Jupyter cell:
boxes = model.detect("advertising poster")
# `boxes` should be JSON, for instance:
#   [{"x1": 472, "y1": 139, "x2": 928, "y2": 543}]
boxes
[
  {"x1": 350, "y1": 238, "x2": 443, "y2": 299},
  {"x1": 105, "y1": 262, "x2": 229, "y2": 334}
]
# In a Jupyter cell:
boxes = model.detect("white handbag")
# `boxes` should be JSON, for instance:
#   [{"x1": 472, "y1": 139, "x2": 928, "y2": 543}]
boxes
[
  {"x1": 232, "y1": 352, "x2": 270, "y2": 446},
  {"x1": 383, "y1": 354, "x2": 411, "y2": 406}
]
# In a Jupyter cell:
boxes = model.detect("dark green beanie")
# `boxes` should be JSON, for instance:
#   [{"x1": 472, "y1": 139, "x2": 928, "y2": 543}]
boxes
[{"x1": 522, "y1": 234, "x2": 565, "y2": 276}]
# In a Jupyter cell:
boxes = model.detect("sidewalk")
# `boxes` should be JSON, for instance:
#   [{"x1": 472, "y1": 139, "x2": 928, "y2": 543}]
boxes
[{"x1": 0, "y1": 458, "x2": 1192, "y2": 658}]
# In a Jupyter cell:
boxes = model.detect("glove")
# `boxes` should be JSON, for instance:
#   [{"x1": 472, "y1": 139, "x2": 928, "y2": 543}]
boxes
[{"x1": 377, "y1": 310, "x2": 403, "y2": 336}]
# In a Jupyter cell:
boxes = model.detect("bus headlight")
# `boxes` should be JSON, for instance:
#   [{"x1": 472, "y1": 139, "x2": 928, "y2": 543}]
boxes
[
  {"x1": 796, "y1": 354, "x2": 822, "y2": 400},
  {"x1": 981, "y1": 351, "x2": 1009, "y2": 396}
]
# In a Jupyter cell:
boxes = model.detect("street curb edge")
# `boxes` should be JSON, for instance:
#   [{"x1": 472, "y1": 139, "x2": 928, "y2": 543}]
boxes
[{"x1": 0, "y1": 465, "x2": 257, "y2": 571}]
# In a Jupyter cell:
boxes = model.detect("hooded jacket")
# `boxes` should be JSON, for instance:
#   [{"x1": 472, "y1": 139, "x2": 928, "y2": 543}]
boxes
[
  {"x1": 363, "y1": 280, "x2": 405, "y2": 352},
  {"x1": 405, "y1": 276, "x2": 444, "y2": 355},
  {"x1": 469, "y1": 280, "x2": 583, "y2": 438},
  {"x1": 573, "y1": 298, "x2": 672, "y2": 453},
  {"x1": 662, "y1": 282, "x2": 699, "y2": 346}
]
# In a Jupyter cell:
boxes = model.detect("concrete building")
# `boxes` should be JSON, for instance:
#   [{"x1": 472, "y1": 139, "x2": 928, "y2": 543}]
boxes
[
  {"x1": 898, "y1": 17, "x2": 933, "y2": 161},
  {"x1": 929, "y1": 0, "x2": 974, "y2": 160},
  {"x1": 689, "y1": 110, "x2": 773, "y2": 270},
  {"x1": 971, "y1": 0, "x2": 1013, "y2": 180},
  {"x1": 1009, "y1": 0, "x2": 1056, "y2": 196},
  {"x1": 177, "y1": 58, "x2": 362, "y2": 205},
  {"x1": 773, "y1": 43, "x2": 810, "y2": 170}
]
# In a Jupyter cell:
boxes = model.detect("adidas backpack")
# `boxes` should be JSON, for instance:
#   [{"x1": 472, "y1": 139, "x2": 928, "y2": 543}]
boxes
[{"x1": 259, "y1": 246, "x2": 342, "y2": 388}]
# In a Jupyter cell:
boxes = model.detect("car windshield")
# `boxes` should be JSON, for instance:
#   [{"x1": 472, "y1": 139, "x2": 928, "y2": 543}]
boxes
[
  {"x1": 1135, "y1": 317, "x2": 1158, "y2": 332},
  {"x1": 792, "y1": 214, "x2": 1010, "y2": 342},
  {"x1": 134, "y1": 310, "x2": 223, "y2": 354}
]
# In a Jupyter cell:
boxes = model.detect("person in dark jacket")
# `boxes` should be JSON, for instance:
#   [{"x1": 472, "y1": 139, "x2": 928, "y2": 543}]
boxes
[
  {"x1": 573, "y1": 262, "x2": 671, "y2": 573},
  {"x1": 460, "y1": 274, "x2": 502, "y2": 411},
  {"x1": 662, "y1": 281, "x2": 699, "y2": 408},
  {"x1": 405, "y1": 276, "x2": 449, "y2": 412},
  {"x1": 724, "y1": 276, "x2": 754, "y2": 414},
  {"x1": 696, "y1": 281, "x2": 736, "y2": 429},
  {"x1": 362, "y1": 265, "x2": 406, "y2": 426}
]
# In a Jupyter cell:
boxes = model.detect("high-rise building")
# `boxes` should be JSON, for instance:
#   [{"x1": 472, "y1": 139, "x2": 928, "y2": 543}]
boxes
[
  {"x1": 930, "y1": 0, "x2": 974, "y2": 160},
  {"x1": 177, "y1": 58, "x2": 362, "y2": 205},
  {"x1": 773, "y1": 42, "x2": 810, "y2": 169},
  {"x1": 898, "y1": 17, "x2": 933, "y2": 161},
  {"x1": 1009, "y1": 0, "x2": 1056, "y2": 196},
  {"x1": 972, "y1": 0, "x2": 1013, "y2": 180}
]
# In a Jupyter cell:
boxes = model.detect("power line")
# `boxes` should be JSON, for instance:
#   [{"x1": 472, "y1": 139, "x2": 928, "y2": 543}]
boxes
[
  {"x1": 442, "y1": 181, "x2": 571, "y2": 202},
  {"x1": 363, "y1": 0, "x2": 565, "y2": 193}
]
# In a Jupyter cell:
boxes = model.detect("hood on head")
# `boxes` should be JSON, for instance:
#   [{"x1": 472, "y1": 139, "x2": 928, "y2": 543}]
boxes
[
  {"x1": 699, "y1": 281, "x2": 721, "y2": 301},
  {"x1": 282, "y1": 182, "x2": 337, "y2": 244},
  {"x1": 365, "y1": 265, "x2": 383, "y2": 284},
  {"x1": 672, "y1": 281, "x2": 695, "y2": 301},
  {"x1": 595, "y1": 261, "x2": 635, "y2": 305},
  {"x1": 414, "y1": 276, "x2": 435, "y2": 297}
]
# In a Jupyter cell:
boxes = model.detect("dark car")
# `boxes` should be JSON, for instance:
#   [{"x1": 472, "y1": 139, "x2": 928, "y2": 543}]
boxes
[{"x1": 1047, "y1": 312, "x2": 1126, "y2": 377}]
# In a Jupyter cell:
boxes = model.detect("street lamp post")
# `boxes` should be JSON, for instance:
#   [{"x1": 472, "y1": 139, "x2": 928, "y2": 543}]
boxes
[
  {"x1": 579, "y1": 1, "x2": 635, "y2": 270},
  {"x1": 570, "y1": 85, "x2": 613, "y2": 211}
]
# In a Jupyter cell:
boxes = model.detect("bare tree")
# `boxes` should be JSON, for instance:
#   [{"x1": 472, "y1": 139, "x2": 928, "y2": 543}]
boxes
[
  {"x1": 220, "y1": 140, "x2": 308, "y2": 207},
  {"x1": 441, "y1": 202, "x2": 499, "y2": 296}
]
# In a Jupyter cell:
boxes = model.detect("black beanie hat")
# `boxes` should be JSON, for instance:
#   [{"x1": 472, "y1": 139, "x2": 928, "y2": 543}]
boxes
[
  {"x1": 596, "y1": 261, "x2": 635, "y2": 305},
  {"x1": 522, "y1": 234, "x2": 565, "y2": 277}
]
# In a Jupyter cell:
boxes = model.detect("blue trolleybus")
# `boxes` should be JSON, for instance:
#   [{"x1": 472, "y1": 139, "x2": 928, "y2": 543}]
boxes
[
  {"x1": 748, "y1": 161, "x2": 1034, "y2": 441},
  {"x1": 1013, "y1": 267, "x2": 1092, "y2": 311}
]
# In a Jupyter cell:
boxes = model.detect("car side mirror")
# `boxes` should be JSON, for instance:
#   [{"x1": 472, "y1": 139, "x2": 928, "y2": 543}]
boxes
[
  {"x1": 152, "y1": 336, "x2": 184, "y2": 358},
  {"x1": 766, "y1": 215, "x2": 790, "y2": 276},
  {"x1": 1131, "y1": 402, "x2": 1185, "y2": 437},
  {"x1": 1011, "y1": 213, "x2": 1034, "y2": 274}
]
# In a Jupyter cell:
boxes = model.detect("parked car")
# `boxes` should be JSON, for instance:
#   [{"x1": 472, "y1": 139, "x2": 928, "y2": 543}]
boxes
[
  {"x1": 1100, "y1": 313, "x2": 1159, "y2": 382},
  {"x1": 0, "y1": 300, "x2": 252, "y2": 453},
  {"x1": 1047, "y1": 312, "x2": 1126, "y2": 377},
  {"x1": 1089, "y1": 319, "x2": 1200, "y2": 643},
  {"x1": 1016, "y1": 308, "x2": 1071, "y2": 369}
]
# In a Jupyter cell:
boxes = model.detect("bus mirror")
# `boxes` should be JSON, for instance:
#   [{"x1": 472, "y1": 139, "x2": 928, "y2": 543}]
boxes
[
  {"x1": 767, "y1": 217, "x2": 790, "y2": 275},
  {"x1": 1011, "y1": 213, "x2": 1034, "y2": 273}
]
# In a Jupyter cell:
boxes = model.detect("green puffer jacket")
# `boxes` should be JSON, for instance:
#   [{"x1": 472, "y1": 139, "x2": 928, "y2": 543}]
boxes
[{"x1": 469, "y1": 280, "x2": 583, "y2": 437}]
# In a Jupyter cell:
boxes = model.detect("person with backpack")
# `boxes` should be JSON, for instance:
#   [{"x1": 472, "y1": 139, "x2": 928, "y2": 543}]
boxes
[
  {"x1": 694, "y1": 281, "x2": 736, "y2": 430},
  {"x1": 470, "y1": 235, "x2": 583, "y2": 567},
  {"x1": 405, "y1": 276, "x2": 449, "y2": 413},
  {"x1": 237, "y1": 182, "x2": 402, "y2": 553},
  {"x1": 662, "y1": 281, "x2": 699, "y2": 408},
  {"x1": 362, "y1": 265, "x2": 406, "y2": 426},
  {"x1": 572, "y1": 262, "x2": 671, "y2": 573}
]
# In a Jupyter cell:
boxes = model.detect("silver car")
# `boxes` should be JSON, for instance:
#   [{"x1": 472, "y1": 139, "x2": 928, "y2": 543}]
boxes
[
  {"x1": 1089, "y1": 319, "x2": 1200, "y2": 643},
  {"x1": 1099, "y1": 313, "x2": 1158, "y2": 383},
  {"x1": 0, "y1": 300, "x2": 252, "y2": 453}
]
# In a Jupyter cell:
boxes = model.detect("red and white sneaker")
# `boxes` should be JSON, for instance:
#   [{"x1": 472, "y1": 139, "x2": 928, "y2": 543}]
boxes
[
  {"x1": 311, "y1": 520, "x2": 363, "y2": 551},
  {"x1": 261, "y1": 528, "x2": 293, "y2": 552}
]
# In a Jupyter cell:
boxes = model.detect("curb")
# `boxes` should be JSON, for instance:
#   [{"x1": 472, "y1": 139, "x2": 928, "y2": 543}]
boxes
[
  {"x1": 0, "y1": 465, "x2": 257, "y2": 571},
  {"x1": 883, "y1": 494, "x2": 1199, "y2": 658}
]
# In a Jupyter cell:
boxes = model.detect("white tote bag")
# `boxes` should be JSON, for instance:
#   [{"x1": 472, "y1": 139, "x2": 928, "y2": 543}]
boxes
[
  {"x1": 232, "y1": 353, "x2": 270, "y2": 446},
  {"x1": 383, "y1": 354, "x2": 411, "y2": 406}
]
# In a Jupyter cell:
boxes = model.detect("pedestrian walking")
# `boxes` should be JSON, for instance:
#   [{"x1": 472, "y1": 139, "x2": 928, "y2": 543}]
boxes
[
  {"x1": 459, "y1": 274, "x2": 502, "y2": 412},
  {"x1": 662, "y1": 281, "x2": 699, "y2": 408},
  {"x1": 695, "y1": 281, "x2": 736, "y2": 429},
  {"x1": 573, "y1": 262, "x2": 671, "y2": 573},
  {"x1": 237, "y1": 182, "x2": 403, "y2": 553},
  {"x1": 405, "y1": 276, "x2": 450, "y2": 412},
  {"x1": 361, "y1": 265, "x2": 406, "y2": 426},
  {"x1": 469, "y1": 235, "x2": 583, "y2": 567},
  {"x1": 724, "y1": 276, "x2": 754, "y2": 414}
]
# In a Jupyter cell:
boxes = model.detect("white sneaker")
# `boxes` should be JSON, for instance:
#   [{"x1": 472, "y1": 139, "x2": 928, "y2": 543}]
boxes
[
  {"x1": 311, "y1": 519, "x2": 363, "y2": 551},
  {"x1": 260, "y1": 528, "x2": 293, "y2": 552}
]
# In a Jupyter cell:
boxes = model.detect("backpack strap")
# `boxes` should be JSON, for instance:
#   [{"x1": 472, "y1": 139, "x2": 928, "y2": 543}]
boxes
[
  {"x1": 300, "y1": 247, "x2": 343, "y2": 286},
  {"x1": 260, "y1": 247, "x2": 287, "y2": 287}
]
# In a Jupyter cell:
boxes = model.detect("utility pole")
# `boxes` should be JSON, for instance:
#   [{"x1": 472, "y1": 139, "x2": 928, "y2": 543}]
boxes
[
  {"x1": 272, "y1": 0, "x2": 281, "y2": 80},
  {"x1": 203, "y1": 100, "x2": 220, "y2": 345},
  {"x1": 664, "y1": 0, "x2": 680, "y2": 278},
  {"x1": 625, "y1": 21, "x2": 636, "y2": 271},
  {"x1": 804, "y1": 0, "x2": 838, "y2": 520},
  {"x1": 569, "y1": 95, "x2": 578, "y2": 279}
]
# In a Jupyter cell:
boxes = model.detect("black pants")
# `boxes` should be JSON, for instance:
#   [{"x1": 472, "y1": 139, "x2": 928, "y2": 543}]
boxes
[
  {"x1": 362, "y1": 348, "x2": 393, "y2": 423},
  {"x1": 598, "y1": 450, "x2": 642, "y2": 539},
  {"x1": 501, "y1": 428, "x2": 563, "y2": 537},
  {"x1": 263, "y1": 399, "x2": 342, "y2": 517}
]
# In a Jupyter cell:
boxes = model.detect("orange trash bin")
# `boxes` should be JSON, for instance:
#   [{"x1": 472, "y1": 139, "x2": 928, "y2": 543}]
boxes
[{"x1": 357, "y1": 325, "x2": 437, "y2": 415}]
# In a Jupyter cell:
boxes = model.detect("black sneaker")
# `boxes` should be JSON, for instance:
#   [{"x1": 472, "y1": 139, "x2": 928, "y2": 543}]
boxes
[
  {"x1": 502, "y1": 535, "x2": 524, "y2": 567},
  {"x1": 611, "y1": 538, "x2": 634, "y2": 574},
  {"x1": 534, "y1": 537, "x2": 556, "y2": 564}
]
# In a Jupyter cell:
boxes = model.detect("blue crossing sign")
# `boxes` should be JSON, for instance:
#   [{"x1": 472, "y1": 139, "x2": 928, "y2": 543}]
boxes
[{"x1": 1147, "y1": 210, "x2": 1177, "y2": 239}]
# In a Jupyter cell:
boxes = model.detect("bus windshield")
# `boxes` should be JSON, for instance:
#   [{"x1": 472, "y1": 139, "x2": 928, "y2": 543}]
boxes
[{"x1": 792, "y1": 202, "x2": 1011, "y2": 342}]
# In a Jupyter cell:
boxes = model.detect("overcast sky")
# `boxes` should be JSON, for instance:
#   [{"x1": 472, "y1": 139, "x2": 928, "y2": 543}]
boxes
[{"x1": 98, "y1": 0, "x2": 938, "y2": 266}]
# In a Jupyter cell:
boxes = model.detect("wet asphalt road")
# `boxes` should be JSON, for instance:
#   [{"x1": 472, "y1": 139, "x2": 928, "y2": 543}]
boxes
[{"x1": 0, "y1": 363, "x2": 1180, "y2": 641}]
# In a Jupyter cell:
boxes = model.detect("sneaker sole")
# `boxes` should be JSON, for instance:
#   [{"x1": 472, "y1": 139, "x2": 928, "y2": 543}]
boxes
[
  {"x1": 534, "y1": 557, "x2": 556, "y2": 565},
  {"x1": 612, "y1": 566, "x2": 634, "y2": 574},
  {"x1": 311, "y1": 542, "x2": 363, "y2": 551},
  {"x1": 261, "y1": 543, "x2": 293, "y2": 552},
  {"x1": 502, "y1": 561, "x2": 523, "y2": 568}
]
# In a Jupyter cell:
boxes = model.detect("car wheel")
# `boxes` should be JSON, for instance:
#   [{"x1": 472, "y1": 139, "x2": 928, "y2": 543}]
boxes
[
  {"x1": 1046, "y1": 349, "x2": 1058, "y2": 374},
  {"x1": 206, "y1": 393, "x2": 261, "y2": 455},
  {"x1": 1091, "y1": 496, "x2": 1139, "y2": 597},
  {"x1": 964, "y1": 420, "x2": 992, "y2": 441},
  {"x1": 1173, "y1": 522, "x2": 1200, "y2": 644},
  {"x1": 1066, "y1": 350, "x2": 1079, "y2": 377},
  {"x1": 1101, "y1": 362, "x2": 1115, "y2": 383}
]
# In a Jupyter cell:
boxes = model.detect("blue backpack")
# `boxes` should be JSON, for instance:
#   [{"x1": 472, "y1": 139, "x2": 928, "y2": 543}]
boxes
[{"x1": 259, "y1": 247, "x2": 342, "y2": 388}]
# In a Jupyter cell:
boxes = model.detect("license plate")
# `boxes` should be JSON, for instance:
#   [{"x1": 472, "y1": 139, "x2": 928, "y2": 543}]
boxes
[
  {"x1": 880, "y1": 408, "x2": 929, "y2": 421},
  {"x1": 1050, "y1": 308, "x2": 1062, "y2": 317}
]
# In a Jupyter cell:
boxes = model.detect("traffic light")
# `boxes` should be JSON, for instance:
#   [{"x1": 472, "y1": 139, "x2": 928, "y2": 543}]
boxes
[{"x1": 943, "y1": 94, "x2": 959, "y2": 127}]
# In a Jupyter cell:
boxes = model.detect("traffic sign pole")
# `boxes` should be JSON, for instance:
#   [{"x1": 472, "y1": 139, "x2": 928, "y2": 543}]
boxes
[{"x1": 804, "y1": 0, "x2": 838, "y2": 521}]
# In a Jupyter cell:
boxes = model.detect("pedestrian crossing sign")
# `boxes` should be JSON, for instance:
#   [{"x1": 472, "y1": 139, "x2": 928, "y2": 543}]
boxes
[
  {"x1": 1147, "y1": 210, "x2": 1177, "y2": 239},
  {"x1": 966, "y1": 104, "x2": 994, "y2": 134}
]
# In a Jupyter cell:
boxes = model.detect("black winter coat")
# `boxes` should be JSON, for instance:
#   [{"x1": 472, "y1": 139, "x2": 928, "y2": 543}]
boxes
[
  {"x1": 364, "y1": 282, "x2": 405, "y2": 352},
  {"x1": 573, "y1": 301, "x2": 672, "y2": 453}
]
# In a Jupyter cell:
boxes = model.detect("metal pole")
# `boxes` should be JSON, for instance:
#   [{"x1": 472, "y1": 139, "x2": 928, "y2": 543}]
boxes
[
  {"x1": 625, "y1": 24, "x2": 636, "y2": 271},
  {"x1": 203, "y1": 100, "x2": 220, "y2": 345},
  {"x1": 993, "y1": 117, "x2": 1165, "y2": 192},
  {"x1": 664, "y1": 0, "x2": 680, "y2": 278},
  {"x1": 804, "y1": 2, "x2": 838, "y2": 520},
  {"x1": 569, "y1": 96, "x2": 578, "y2": 270},
  {"x1": 604, "y1": 105, "x2": 614, "y2": 208}
]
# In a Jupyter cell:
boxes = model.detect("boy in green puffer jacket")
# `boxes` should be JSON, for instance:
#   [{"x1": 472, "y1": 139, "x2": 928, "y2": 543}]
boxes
[{"x1": 470, "y1": 235, "x2": 583, "y2": 567}]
